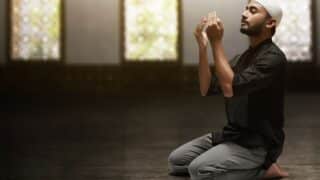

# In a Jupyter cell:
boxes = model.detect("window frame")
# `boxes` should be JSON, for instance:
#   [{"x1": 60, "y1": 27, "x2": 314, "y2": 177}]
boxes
[
  {"x1": 120, "y1": 0, "x2": 183, "y2": 67},
  {"x1": 7, "y1": 0, "x2": 65, "y2": 64},
  {"x1": 310, "y1": 0, "x2": 317, "y2": 65}
]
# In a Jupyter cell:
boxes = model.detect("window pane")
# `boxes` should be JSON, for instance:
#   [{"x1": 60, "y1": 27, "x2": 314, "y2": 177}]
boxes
[
  {"x1": 124, "y1": 0, "x2": 179, "y2": 61},
  {"x1": 273, "y1": 0, "x2": 312, "y2": 62},
  {"x1": 11, "y1": 0, "x2": 61, "y2": 61}
]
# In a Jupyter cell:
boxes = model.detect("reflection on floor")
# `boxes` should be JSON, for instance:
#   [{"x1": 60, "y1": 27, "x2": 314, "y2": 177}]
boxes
[{"x1": 3, "y1": 93, "x2": 320, "y2": 180}]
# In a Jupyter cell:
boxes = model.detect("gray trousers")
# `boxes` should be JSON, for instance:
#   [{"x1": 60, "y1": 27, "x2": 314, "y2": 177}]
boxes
[{"x1": 168, "y1": 133, "x2": 267, "y2": 180}]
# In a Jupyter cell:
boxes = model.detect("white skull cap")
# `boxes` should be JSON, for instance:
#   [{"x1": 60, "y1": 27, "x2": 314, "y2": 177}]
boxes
[{"x1": 254, "y1": 0, "x2": 283, "y2": 26}]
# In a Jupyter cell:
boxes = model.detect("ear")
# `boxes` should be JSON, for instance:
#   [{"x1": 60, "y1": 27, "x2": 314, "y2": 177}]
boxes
[{"x1": 265, "y1": 19, "x2": 277, "y2": 29}]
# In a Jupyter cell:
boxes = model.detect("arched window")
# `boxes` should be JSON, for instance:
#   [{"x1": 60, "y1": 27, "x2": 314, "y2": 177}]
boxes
[
  {"x1": 273, "y1": 0, "x2": 314, "y2": 62},
  {"x1": 122, "y1": 0, "x2": 181, "y2": 63},
  {"x1": 9, "y1": 0, "x2": 63, "y2": 61}
]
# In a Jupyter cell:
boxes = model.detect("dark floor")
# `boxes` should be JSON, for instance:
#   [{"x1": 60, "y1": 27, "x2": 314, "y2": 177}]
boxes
[{"x1": 2, "y1": 93, "x2": 320, "y2": 180}]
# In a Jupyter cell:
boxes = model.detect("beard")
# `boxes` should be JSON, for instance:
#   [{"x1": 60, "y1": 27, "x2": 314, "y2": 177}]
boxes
[{"x1": 240, "y1": 21, "x2": 265, "y2": 36}]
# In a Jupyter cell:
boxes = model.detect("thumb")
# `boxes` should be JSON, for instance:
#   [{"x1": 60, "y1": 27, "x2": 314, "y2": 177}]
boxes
[{"x1": 217, "y1": 18, "x2": 224, "y2": 29}]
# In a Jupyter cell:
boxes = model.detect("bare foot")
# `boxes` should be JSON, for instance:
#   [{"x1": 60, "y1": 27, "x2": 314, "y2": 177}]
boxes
[{"x1": 263, "y1": 163, "x2": 289, "y2": 179}]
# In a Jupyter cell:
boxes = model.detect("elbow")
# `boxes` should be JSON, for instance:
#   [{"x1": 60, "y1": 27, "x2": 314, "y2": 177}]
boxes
[
  {"x1": 200, "y1": 83, "x2": 210, "y2": 96},
  {"x1": 221, "y1": 83, "x2": 233, "y2": 98},
  {"x1": 200, "y1": 88, "x2": 208, "y2": 96}
]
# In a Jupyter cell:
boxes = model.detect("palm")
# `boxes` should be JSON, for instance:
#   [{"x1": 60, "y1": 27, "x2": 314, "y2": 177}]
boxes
[
  {"x1": 199, "y1": 31, "x2": 209, "y2": 47},
  {"x1": 194, "y1": 25, "x2": 209, "y2": 48}
]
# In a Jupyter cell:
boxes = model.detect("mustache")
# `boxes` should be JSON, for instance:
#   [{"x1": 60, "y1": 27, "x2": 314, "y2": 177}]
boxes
[{"x1": 241, "y1": 19, "x2": 248, "y2": 24}]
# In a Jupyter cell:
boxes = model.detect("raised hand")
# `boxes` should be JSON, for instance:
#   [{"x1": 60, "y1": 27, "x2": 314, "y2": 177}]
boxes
[
  {"x1": 194, "y1": 17, "x2": 209, "y2": 49},
  {"x1": 206, "y1": 12, "x2": 224, "y2": 44}
]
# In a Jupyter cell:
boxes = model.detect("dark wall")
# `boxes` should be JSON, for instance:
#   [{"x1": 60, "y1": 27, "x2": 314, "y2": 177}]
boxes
[{"x1": 0, "y1": 63, "x2": 319, "y2": 96}]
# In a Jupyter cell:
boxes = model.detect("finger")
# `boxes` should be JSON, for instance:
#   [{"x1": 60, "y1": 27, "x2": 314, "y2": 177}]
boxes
[
  {"x1": 194, "y1": 29, "x2": 201, "y2": 38},
  {"x1": 217, "y1": 17, "x2": 221, "y2": 23},
  {"x1": 217, "y1": 18, "x2": 224, "y2": 29},
  {"x1": 212, "y1": 11, "x2": 217, "y2": 24},
  {"x1": 211, "y1": 20, "x2": 218, "y2": 27},
  {"x1": 196, "y1": 23, "x2": 205, "y2": 33},
  {"x1": 196, "y1": 23, "x2": 202, "y2": 32},
  {"x1": 207, "y1": 12, "x2": 214, "y2": 25},
  {"x1": 201, "y1": 16, "x2": 208, "y2": 24},
  {"x1": 198, "y1": 19, "x2": 206, "y2": 27},
  {"x1": 195, "y1": 24, "x2": 200, "y2": 33},
  {"x1": 199, "y1": 21, "x2": 207, "y2": 30},
  {"x1": 217, "y1": 17, "x2": 222, "y2": 26},
  {"x1": 197, "y1": 17, "x2": 205, "y2": 27},
  {"x1": 202, "y1": 32, "x2": 208, "y2": 41}
]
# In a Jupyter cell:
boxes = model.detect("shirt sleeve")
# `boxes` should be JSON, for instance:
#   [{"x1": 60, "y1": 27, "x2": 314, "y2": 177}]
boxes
[
  {"x1": 205, "y1": 74, "x2": 222, "y2": 96},
  {"x1": 205, "y1": 55, "x2": 241, "y2": 96},
  {"x1": 231, "y1": 52, "x2": 285, "y2": 96}
]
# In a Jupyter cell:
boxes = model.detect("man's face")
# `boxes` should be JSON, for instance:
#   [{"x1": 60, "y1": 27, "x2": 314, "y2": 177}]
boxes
[{"x1": 240, "y1": 0, "x2": 270, "y2": 36}]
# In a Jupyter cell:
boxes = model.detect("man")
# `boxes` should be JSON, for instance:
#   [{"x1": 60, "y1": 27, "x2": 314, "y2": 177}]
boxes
[{"x1": 168, "y1": 0, "x2": 289, "y2": 179}]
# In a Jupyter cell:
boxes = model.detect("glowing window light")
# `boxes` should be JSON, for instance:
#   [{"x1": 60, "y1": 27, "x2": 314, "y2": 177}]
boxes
[
  {"x1": 124, "y1": 0, "x2": 179, "y2": 61},
  {"x1": 11, "y1": 0, "x2": 61, "y2": 61},
  {"x1": 273, "y1": 0, "x2": 312, "y2": 62}
]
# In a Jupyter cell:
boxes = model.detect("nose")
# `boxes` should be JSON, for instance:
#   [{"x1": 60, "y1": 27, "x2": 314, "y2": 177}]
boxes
[{"x1": 241, "y1": 10, "x2": 249, "y2": 20}]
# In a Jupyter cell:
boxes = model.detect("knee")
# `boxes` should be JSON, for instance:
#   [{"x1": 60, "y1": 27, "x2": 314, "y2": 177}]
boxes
[
  {"x1": 168, "y1": 149, "x2": 185, "y2": 166},
  {"x1": 168, "y1": 150, "x2": 190, "y2": 175}
]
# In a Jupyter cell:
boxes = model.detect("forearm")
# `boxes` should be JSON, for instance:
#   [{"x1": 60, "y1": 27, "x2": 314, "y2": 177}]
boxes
[
  {"x1": 211, "y1": 41, "x2": 234, "y2": 97},
  {"x1": 198, "y1": 48, "x2": 212, "y2": 96}
]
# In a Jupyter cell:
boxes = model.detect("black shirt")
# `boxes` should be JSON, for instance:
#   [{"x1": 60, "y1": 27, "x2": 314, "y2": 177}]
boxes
[{"x1": 206, "y1": 39, "x2": 287, "y2": 169}]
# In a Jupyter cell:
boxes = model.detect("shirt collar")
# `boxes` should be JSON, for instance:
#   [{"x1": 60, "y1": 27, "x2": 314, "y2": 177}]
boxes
[{"x1": 248, "y1": 38, "x2": 273, "y2": 51}]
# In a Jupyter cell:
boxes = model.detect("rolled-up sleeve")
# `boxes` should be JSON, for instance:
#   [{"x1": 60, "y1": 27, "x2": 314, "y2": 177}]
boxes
[
  {"x1": 206, "y1": 74, "x2": 222, "y2": 96},
  {"x1": 232, "y1": 52, "x2": 285, "y2": 96}
]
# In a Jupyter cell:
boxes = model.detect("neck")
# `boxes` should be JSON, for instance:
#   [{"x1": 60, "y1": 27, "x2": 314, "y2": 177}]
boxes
[{"x1": 249, "y1": 34, "x2": 271, "y2": 48}]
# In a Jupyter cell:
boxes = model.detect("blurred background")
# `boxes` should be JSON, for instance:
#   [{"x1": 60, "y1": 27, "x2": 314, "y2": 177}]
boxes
[{"x1": 1, "y1": 0, "x2": 320, "y2": 179}]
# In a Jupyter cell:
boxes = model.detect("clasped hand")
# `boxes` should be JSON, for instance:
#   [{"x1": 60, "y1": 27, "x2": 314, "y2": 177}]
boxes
[{"x1": 194, "y1": 11, "x2": 224, "y2": 49}]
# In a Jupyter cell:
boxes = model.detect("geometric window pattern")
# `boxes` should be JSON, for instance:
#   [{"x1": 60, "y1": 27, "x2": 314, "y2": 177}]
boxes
[
  {"x1": 10, "y1": 0, "x2": 61, "y2": 61},
  {"x1": 273, "y1": 0, "x2": 312, "y2": 62},
  {"x1": 124, "y1": 0, "x2": 179, "y2": 62}
]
